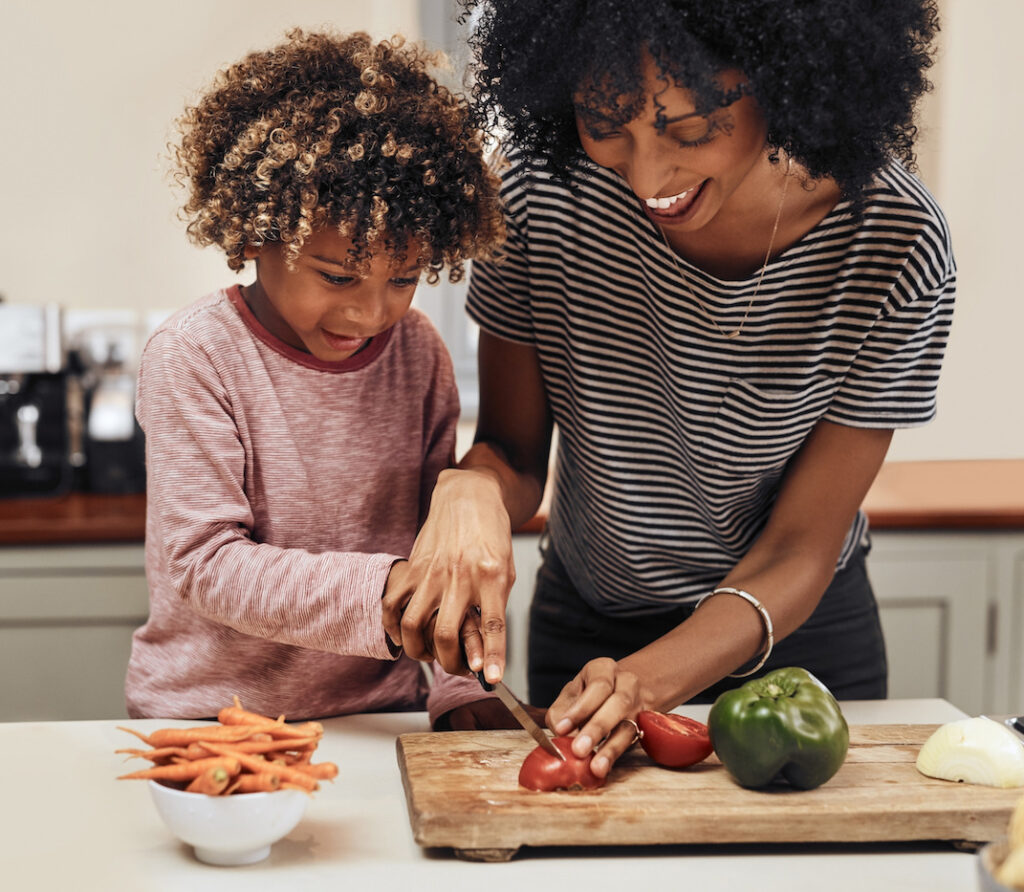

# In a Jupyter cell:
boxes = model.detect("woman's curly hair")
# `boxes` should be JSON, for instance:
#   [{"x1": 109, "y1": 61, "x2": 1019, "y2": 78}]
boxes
[
  {"x1": 461, "y1": 0, "x2": 940, "y2": 202},
  {"x1": 174, "y1": 29, "x2": 504, "y2": 282}
]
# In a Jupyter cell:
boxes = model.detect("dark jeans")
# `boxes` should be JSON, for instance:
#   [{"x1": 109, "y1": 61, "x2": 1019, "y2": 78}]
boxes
[{"x1": 527, "y1": 537, "x2": 888, "y2": 708}]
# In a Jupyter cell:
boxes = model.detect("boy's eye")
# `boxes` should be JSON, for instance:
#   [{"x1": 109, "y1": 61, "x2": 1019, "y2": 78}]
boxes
[
  {"x1": 319, "y1": 271, "x2": 356, "y2": 286},
  {"x1": 390, "y1": 275, "x2": 421, "y2": 288}
]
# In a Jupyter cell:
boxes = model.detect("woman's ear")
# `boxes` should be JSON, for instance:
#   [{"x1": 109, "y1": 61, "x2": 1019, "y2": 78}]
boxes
[{"x1": 243, "y1": 244, "x2": 261, "y2": 260}]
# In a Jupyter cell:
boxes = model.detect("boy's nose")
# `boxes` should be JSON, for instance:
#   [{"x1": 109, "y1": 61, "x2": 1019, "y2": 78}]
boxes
[{"x1": 342, "y1": 293, "x2": 391, "y2": 333}]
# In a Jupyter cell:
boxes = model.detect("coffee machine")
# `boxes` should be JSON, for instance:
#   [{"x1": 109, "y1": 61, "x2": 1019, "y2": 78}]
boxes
[
  {"x1": 0, "y1": 303, "x2": 73, "y2": 497},
  {"x1": 68, "y1": 320, "x2": 146, "y2": 495}
]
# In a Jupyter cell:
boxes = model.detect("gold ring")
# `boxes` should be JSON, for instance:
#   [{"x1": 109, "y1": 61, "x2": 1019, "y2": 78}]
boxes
[{"x1": 622, "y1": 718, "x2": 643, "y2": 746}]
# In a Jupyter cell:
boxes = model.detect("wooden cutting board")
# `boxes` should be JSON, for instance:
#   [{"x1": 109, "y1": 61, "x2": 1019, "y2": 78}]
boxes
[{"x1": 396, "y1": 724, "x2": 1022, "y2": 861}]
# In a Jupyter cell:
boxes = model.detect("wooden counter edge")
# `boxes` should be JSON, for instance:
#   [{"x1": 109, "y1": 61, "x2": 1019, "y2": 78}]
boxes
[{"x1": 1, "y1": 459, "x2": 1022, "y2": 545}]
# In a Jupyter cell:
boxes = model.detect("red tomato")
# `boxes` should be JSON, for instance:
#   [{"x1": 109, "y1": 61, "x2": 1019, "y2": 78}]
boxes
[
  {"x1": 518, "y1": 737, "x2": 605, "y2": 791},
  {"x1": 636, "y1": 711, "x2": 713, "y2": 768}
]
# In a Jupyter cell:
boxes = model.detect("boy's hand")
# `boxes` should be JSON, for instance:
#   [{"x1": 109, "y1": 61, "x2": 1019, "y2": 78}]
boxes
[{"x1": 434, "y1": 698, "x2": 548, "y2": 732}]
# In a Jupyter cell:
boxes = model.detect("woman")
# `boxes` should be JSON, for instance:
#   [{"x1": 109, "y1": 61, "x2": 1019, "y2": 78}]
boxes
[{"x1": 384, "y1": 0, "x2": 954, "y2": 769}]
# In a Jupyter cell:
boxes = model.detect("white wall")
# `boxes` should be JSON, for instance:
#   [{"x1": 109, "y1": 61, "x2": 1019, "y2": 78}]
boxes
[
  {"x1": 886, "y1": 0, "x2": 1024, "y2": 460},
  {"x1": 0, "y1": 0, "x2": 419, "y2": 317},
  {"x1": 0, "y1": 0, "x2": 1019, "y2": 460}
]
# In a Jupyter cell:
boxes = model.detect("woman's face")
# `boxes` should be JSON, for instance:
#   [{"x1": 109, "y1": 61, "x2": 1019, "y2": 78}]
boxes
[{"x1": 575, "y1": 55, "x2": 769, "y2": 233}]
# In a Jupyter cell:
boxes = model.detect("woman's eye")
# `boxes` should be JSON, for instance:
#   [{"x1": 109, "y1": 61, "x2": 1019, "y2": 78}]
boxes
[
  {"x1": 670, "y1": 117, "x2": 723, "y2": 148},
  {"x1": 675, "y1": 132, "x2": 714, "y2": 148}
]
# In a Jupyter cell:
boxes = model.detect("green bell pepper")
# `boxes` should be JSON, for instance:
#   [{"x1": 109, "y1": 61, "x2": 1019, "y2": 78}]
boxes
[{"x1": 707, "y1": 666, "x2": 849, "y2": 790}]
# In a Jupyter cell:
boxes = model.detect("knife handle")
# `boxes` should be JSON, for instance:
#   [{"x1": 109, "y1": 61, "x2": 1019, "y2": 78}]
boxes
[{"x1": 475, "y1": 670, "x2": 494, "y2": 693}]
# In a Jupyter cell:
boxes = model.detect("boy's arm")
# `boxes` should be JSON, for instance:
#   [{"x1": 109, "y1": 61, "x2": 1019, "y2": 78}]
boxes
[{"x1": 139, "y1": 328, "x2": 401, "y2": 661}]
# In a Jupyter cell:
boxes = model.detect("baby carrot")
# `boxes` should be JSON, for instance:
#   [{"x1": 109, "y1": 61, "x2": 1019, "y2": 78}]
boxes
[
  {"x1": 186, "y1": 735, "x2": 320, "y2": 759},
  {"x1": 217, "y1": 711, "x2": 323, "y2": 741},
  {"x1": 218, "y1": 698, "x2": 324, "y2": 739},
  {"x1": 201, "y1": 743, "x2": 319, "y2": 791},
  {"x1": 287, "y1": 761, "x2": 339, "y2": 781},
  {"x1": 115, "y1": 746, "x2": 190, "y2": 763},
  {"x1": 225, "y1": 772, "x2": 282, "y2": 794},
  {"x1": 118, "y1": 755, "x2": 241, "y2": 782},
  {"x1": 117, "y1": 724, "x2": 261, "y2": 748},
  {"x1": 185, "y1": 765, "x2": 233, "y2": 795}
]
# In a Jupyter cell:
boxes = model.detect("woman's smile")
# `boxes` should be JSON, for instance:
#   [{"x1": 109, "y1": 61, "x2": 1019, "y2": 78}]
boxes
[{"x1": 640, "y1": 180, "x2": 708, "y2": 226}]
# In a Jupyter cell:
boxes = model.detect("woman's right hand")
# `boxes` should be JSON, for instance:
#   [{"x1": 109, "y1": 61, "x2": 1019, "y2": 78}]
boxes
[{"x1": 381, "y1": 463, "x2": 516, "y2": 681}]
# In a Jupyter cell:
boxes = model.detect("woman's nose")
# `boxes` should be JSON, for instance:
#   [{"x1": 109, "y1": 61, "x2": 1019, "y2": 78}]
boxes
[{"x1": 619, "y1": 137, "x2": 679, "y2": 200}]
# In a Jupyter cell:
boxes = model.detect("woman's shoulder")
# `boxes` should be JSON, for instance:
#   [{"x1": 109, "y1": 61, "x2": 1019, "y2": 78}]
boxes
[
  {"x1": 862, "y1": 162, "x2": 952, "y2": 248},
  {"x1": 825, "y1": 161, "x2": 955, "y2": 290}
]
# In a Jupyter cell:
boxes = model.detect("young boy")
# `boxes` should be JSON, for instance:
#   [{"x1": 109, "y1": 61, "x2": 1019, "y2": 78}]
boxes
[{"x1": 124, "y1": 29, "x2": 506, "y2": 725}]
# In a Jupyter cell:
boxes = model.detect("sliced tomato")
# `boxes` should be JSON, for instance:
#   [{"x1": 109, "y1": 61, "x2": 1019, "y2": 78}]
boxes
[
  {"x1": 518, "y1": 737, "x2": 605, "y2": 791},
  {"x1": 636, "y1": 711, "x2": 713, "y2": 768}
]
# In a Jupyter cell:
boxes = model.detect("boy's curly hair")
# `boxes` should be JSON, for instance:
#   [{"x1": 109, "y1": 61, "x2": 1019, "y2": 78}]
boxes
[
  {"x1": 174, "y1": 29, "x2": 504, "y2": 282},
  {"x1": 461, "y1": 0, "x2": 940, "y2": 202}
]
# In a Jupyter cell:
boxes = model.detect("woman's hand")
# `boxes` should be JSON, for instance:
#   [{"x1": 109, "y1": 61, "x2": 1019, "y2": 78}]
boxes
[
  {"x1": 381, "y1": 465, "x2": 516, "y2": 680},
  {"x1": 546, "y1": 657, "x2": 653, "y2": 778}
]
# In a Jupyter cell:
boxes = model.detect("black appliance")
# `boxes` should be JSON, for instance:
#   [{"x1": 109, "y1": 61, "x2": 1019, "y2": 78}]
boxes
[{"x1": 0, "y1": 304, "x2": 72, "y2": 498}]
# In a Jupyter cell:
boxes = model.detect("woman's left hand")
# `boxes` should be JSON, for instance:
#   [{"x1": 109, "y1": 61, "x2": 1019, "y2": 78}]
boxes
[{"x1": 546, "y1": 657, "x2": 651, "y2": 777}]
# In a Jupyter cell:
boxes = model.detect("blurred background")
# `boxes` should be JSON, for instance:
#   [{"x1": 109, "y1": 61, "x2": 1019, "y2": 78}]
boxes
[
  {"x1": 0, "y1": 0, "x2": 1020, "y2": 465},
  {"x1": 0, "y1": 0, "x2": 1021, "y2": 722}
]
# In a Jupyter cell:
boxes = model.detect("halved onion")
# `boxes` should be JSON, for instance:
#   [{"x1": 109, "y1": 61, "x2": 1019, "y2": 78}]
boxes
[{"x1": 916, "y1": 717, "x2": 1024, "y2": 788}]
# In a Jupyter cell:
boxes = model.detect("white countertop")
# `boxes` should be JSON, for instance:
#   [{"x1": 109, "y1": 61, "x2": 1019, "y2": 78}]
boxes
[{"x1": 3, "y1": 699, "x2": 988, "y2": 892}]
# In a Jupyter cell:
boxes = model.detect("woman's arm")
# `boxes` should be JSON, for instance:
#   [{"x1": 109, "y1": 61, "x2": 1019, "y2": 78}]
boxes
[
  {"x1": 382, "y1": 331, "x2": 554, "y2": 680},
  {"x1": 547, "y1": 419, "x2": 893, "y2": 776}
]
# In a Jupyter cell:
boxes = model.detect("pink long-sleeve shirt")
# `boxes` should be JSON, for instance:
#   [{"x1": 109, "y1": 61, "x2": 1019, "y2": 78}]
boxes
[{"x1": 124, "y1": 285, "x2": 485, "y2": 722}]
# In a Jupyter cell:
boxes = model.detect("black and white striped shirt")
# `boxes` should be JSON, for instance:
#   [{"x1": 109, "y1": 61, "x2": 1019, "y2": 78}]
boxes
[{"x1": 467, "y1": 155, "x2": 955, "y2": 616}]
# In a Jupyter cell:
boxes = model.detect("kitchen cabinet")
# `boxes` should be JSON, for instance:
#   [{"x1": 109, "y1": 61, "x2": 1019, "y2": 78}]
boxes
[
  {"x1": 868, "y1": 530, "x2": 1023, "y2": 716},
  {"x1": 0, "y1": 543, "x2": 148, "y2": 721},
  {"x1": 1, "y1": 460, "x2": 1020, "y2": 722}
]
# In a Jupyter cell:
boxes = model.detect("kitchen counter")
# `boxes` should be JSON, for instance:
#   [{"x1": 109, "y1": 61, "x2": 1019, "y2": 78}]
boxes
[
  {"x1": 519, "y1": 457, "x2": 1024, "y2": 533},
  {"x1": 3, "y1": 698, "x2": 997, "y2": 891},
  {"x1": 1, "y1": 459, "x2": 1022, "y2": 545},
  {"x1": 0, "y1": 491, "x2": 145, "y2": 544}
]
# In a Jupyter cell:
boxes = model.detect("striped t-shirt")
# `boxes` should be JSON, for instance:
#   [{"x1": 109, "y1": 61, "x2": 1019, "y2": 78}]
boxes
[{"x1": 467, "y1": 155, "x2": 955, "y2": 616}]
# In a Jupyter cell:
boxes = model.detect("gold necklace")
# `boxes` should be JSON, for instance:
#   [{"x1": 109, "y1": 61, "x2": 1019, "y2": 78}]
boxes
[{"x1": 658, "y1": 157, "x2": 792, "y2": 339}]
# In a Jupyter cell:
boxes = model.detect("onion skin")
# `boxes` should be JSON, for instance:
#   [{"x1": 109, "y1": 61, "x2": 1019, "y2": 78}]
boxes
[{"x1": 915, "y1": 717, "x2": 1024, "y2": 788}]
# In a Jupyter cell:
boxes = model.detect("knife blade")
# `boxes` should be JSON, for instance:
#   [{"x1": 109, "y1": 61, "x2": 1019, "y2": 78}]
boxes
[{"x1": 477, "y1": 673, "x2": 565, "y2": 761}]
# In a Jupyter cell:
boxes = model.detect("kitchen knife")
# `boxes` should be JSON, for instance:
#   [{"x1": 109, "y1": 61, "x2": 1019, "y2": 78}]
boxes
[{"x1": 477, "y1": 672, "x2": 566, "y2": 761}]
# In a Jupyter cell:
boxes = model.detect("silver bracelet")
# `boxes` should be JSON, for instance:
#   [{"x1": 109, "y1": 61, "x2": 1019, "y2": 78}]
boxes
[{"x1": 693, "y1": 586, "x2": 774, "y2": 678}]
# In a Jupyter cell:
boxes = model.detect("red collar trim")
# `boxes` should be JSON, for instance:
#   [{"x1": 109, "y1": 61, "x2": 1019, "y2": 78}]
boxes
[{"x1": 226, "y1": 284, "x2": 392, "y2": 373}]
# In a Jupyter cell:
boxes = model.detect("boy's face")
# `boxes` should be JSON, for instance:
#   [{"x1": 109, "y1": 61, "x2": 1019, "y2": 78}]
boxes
[{"x1": 243, "y1": 229, "x2": 422, "y2": 362}]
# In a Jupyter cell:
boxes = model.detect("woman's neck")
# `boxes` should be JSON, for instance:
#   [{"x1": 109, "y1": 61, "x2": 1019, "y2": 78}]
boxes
[{"x1": 660, "y1": 161, "x2": 841, "y2": 281}]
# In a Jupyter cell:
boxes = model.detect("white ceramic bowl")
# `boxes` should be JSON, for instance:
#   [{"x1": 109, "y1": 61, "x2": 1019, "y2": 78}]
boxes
[{"x1": 147, "y1": 780, "x2": 309, "y2": 866}]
